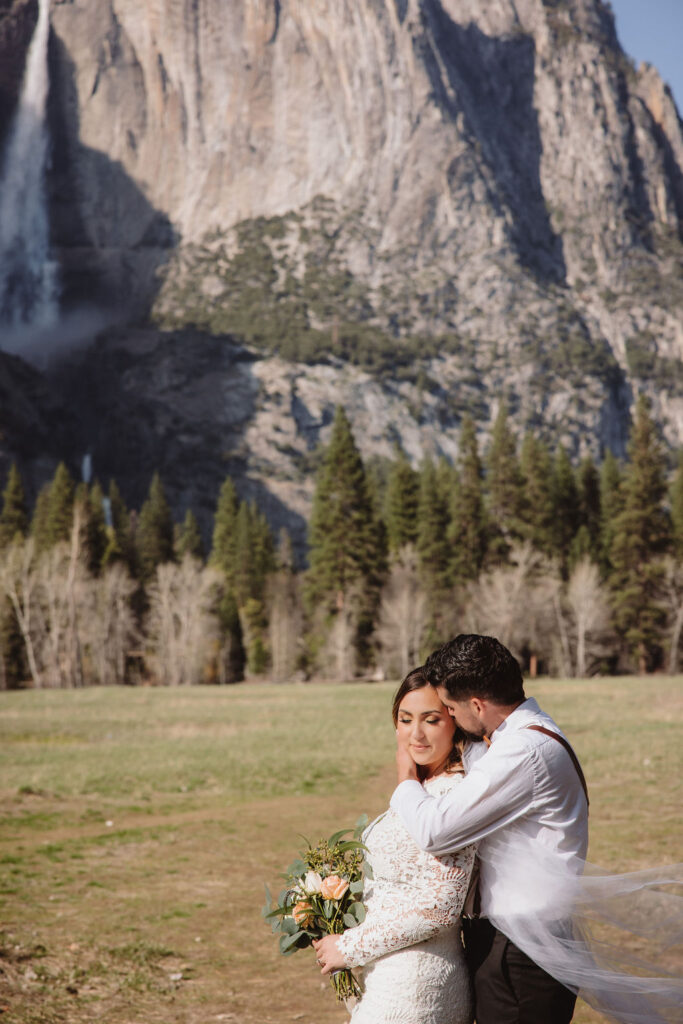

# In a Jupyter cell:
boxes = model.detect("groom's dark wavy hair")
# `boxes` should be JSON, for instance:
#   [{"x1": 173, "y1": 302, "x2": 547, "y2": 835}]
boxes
[{"x1": 424, "y1": 634, "x2": 525, "y2": 706}]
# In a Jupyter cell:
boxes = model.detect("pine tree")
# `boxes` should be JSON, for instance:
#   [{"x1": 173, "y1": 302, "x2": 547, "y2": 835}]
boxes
[
  {"x1": 209, "y1": 477, "x2": 239, "y2": 583},
  {"x1": 0, "y1": 464, "x2": 28, "y2": 548},
  {"x1": 0, "y1": 464, "x2": 27, "y2": 685},
  {"x1": 551, "y1": 446, "x2": 580, "y2": 577},
  {"x1": 599, "y1": 450, "x2": 622, "y2": 574},
  {"x1": 671, "y1": 451, "x2": 683, "y2": 563},
  {"x1": 518, "y1": 433, "x2": 554, "y2": 555},
  {"x1": 384, "y1": 451, "x2": 419, "y2": 554},
  {"x1": 216, "y1": 588, "x2": 245, "y2": 683},
  {"x1": 209, "y1": 477, "x2": 245, "y2": 680},
  {"x1": 609, "y1": 397, "x2": 670, "y2": 671},
  {"x1": 30, "y1": 483, "x2": 51, "y2": 552},
  {"x1": 176, "y1": 509, "x2": 204, "y2": 560},
  {"x1": 44, "y1": 462, "x2": 75, "y2": 549},
  {"x1": 76, "y1": 481, "x2": 108, "y2": 575},
  {"x1": 485, "y1": 404, "x2": 523, "y2": 562},
  {"x1": 450, "y1": 416, "x2": 487, "y2": 582},
  {"x1": 416, "y1": 459, "x2": 451, "y2": 627},
  {"x1": 135, "y1": 473, "x2": 175, "y2": 581},
  {"x1": 101, "y1": 480, "x2": 136, "y2": 572},
  {"x1": 233, "y1": 502, "x2": 275, "y2": 606},
  {"x1": 305, "y1": 406, "x2": 386, "y2": 634},
  {"x1": 223, "y1": 501, "x2": 276, "y2": 676},
  {"x1": 572, "y1": 456, "x2": 602, "y2": 564}
]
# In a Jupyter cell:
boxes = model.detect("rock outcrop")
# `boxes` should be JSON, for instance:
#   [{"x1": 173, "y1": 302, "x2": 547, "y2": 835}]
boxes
[{"x1": 0, "y1": 0, "x2": 681, "y2": 536}]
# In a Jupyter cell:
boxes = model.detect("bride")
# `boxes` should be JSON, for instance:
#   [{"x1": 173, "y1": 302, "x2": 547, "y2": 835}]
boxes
[{"x1": 313, "y1": 668, "x2": 476, "y2": 1024}]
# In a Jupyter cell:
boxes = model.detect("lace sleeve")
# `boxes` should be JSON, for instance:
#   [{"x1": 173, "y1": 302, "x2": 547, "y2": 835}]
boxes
[{"x1": 337, "y1": 843, "x2": 475, "y2": 968}]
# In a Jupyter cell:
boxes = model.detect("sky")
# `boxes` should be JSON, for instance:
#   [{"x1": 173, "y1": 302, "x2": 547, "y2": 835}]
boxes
[{"x1": 608, "y1": 0, "x2": 683, "y2": 113}]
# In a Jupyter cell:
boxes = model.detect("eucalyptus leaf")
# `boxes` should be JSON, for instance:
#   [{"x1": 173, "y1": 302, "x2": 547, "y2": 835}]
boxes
[
  {"x1": 349, "y1": 879, "x2": 364, "y2": 895},
  {"x1": 280, "y1": 930, "x2": 304, "y2": 952},
  {"x1": 327, "y1": 828, "x2": 353, "y2": 846},
  {"x1": 287, "y1": 858, "x2": 307, "y2": 877},
  {"x1": 261, "y1": 884, "x2": 272, "y2": 917},
  {"x1": 264, "y1": 905, "x2": 289, "y2": 919},
  {"x1": 280, "y1": 917, "x2": 298, "y2": 935},
  {"x1": 351, "y1": 902, "x2": 366, "y2": 923},
  {"x1": 343, "y1": 913, "x2": 357, "y2": 929},
  {"x1": 354, "y1": 813, "x2": 369, "y2": 837},
  {"x1": 335, "y1": 840, "x2": 367, "y2": 853}
]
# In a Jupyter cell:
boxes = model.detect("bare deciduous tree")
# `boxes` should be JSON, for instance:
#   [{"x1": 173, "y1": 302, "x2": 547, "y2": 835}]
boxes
[
  {"x1": 146, "y1": 555, "x2": 221, "y2": 685},
  {"x1": 267, "y1": 570, "x2": 303, "y2": 683},
  {"x1": 39, "y1": 541, "x2": 81, "y2": 687},
  {"x1": 464, "y1": 543, "x2": 554, "y2": 666},
  {"x1": 324, "y1": 606, "x2": 357, "y2": 680},
  {"x1": 37, "y1": 505, "x2": 90, "y2": 688},
  {"x1": 82, "y1": 563, "x2": 138, "y2": 685},
  {"x1": 566, "y1": 557, "x2": 610, "y2": 677},
  {"x1": 313, "y1": 586, "x2": 361, "y2": 681},
  {"x1": 375, "y1": 545, "x2": 427, "y2": 679},
  {"x1": 662, "y1": 556, "x2": 683, "y2": 675},
  {"x1": 0, "y1": 538, "x2": 43, "y2": 687}
]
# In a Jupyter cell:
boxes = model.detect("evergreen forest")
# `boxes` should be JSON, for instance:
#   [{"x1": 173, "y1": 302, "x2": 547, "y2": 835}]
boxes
[{"x1": 1, "y1": 397, "x2": 682, "y2": 688}]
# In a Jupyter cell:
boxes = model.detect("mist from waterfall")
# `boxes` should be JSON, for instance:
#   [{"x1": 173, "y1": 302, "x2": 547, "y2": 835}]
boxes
[{"x1": 0, "y1": 0, "x2": 58, "y2": 332}]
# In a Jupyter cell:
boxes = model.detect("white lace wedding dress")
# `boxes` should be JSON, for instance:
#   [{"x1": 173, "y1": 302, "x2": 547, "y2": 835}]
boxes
[{"x1": 336, "y1": 772, "x2": 476, "y2": 1024}]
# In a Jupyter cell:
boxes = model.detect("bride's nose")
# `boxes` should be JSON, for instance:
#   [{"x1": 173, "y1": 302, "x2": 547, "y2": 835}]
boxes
[{"x1": 411, "y1": 720, "x2": 426, "y2": 741}]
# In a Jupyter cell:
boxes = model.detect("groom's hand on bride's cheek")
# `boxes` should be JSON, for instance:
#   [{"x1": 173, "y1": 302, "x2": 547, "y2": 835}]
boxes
[{"x1": 396, "y1": 728, "x2": 419, "y2": 783}]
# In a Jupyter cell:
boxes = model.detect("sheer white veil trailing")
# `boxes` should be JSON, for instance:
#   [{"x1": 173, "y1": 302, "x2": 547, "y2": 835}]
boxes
[{"x1": 478, "y1": 827, "x2": 683, "y2": 1023}]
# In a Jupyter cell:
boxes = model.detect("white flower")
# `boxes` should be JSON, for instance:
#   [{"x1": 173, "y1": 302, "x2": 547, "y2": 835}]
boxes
[{"x1": 301, "y1": 870, "x2": 323, "y2": 894}]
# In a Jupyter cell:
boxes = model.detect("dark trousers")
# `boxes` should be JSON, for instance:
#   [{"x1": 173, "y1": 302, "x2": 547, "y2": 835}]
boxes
[{"x1": 462, "y1": 918, "x2": 577, "y2": 1024}]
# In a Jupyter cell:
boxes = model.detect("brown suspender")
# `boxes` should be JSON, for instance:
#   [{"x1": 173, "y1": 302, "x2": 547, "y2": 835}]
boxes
[{"x1": 526, "y1": 724, "x2": 589, "y2": 810}]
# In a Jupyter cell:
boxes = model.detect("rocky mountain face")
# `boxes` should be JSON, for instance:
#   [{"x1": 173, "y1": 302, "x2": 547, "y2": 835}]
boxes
[{"x1": 0, "y1": 0, "x2": 682, "y2": 547}]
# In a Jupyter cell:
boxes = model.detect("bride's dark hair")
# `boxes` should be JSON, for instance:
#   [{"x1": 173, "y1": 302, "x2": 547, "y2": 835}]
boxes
[{"x1": 391, "y1": 667, "x2": 466, "y2": 776}]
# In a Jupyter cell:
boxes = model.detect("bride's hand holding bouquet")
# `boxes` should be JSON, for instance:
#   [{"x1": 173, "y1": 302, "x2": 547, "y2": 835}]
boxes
[{"x1": 262, "y1": 817, "x2": 370, "y2": 1001}]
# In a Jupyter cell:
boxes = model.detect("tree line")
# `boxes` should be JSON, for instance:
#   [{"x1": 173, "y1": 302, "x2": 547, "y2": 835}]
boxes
[{"x1": 1, "y1": 395, "x2": 682, "y2": 687}]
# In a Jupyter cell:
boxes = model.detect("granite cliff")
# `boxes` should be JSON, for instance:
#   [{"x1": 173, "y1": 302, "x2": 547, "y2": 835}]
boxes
[{"x1": 0, "y1": 0, "x2": 681, "y2": 544}]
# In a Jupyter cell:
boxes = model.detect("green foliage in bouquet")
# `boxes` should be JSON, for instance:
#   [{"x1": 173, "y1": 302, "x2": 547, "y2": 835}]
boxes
[{"x1": 262, "y1": 816, "x2": 371, "y2": 1001}]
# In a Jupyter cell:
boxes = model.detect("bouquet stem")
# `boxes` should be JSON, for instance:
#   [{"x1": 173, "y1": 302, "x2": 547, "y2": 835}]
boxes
[{"x1": 331, "y1": 967, "x2": 362, "y2": 1002}]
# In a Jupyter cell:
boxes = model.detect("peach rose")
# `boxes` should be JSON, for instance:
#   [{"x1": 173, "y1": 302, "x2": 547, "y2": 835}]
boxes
[
  {"x1": 292, "y1": 900, "x2": 315, "y2": 927},
  {"x1": 320, "y1": 874, "x2": 349, "y2": 900}
]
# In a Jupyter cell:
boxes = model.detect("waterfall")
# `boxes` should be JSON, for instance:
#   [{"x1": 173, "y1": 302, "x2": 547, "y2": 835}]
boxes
[{"x1": 0, "y1": 0, "x2": 58, "y2": 331}]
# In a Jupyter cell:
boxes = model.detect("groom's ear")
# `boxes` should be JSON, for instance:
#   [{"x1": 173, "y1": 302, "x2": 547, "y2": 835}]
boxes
[{"x1": 469, "y1": 697, "x2": 486, "y2": 717}]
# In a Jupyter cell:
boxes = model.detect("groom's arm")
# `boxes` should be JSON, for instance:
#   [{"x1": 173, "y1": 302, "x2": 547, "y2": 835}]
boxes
[{"x1": 391, "y1": 741, "x2": 535, "y2": 855}]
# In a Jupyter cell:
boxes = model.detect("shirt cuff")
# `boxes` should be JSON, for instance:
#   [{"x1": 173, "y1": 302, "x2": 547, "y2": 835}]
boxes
[{"x1": 390, "y1": 779, "x2": 425, "y2": 812}]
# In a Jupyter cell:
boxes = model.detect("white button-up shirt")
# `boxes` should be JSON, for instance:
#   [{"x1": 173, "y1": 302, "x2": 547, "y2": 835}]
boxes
[{"x1": 390, "y1": 697, "x2": 589, "y2": 919}]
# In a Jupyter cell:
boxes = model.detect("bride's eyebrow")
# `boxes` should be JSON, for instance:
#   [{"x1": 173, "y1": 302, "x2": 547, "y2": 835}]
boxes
[{"x1": 398, "y1": 708, "x2": 444, "y2": 717}]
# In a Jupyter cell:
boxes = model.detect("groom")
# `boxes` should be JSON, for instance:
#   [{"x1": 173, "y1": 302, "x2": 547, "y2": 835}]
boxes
[{"x1": 392, "y1": 633, "x2": 589, "y2": 1024}]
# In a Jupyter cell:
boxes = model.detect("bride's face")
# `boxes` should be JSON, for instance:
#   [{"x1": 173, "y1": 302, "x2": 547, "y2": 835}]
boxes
[{"x1": 396, "y1": 685, "x2": 456, "y2": 776}]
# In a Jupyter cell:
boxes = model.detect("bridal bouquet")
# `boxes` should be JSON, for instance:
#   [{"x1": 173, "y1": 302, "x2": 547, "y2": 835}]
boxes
[{"x1": 262, "y1": 816, "x2": 369, "y2": 1001}]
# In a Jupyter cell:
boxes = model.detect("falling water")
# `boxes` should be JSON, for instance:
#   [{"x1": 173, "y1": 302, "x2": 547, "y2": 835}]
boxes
[{"x1": 0, "y1": 0, "x2": 57, "y2": 330}]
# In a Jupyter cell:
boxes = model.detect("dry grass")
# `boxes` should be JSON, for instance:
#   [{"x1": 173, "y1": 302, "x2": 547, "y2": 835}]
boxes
[{"x1": 0, "y1": 677, "x2": 681, "y2": 1023}]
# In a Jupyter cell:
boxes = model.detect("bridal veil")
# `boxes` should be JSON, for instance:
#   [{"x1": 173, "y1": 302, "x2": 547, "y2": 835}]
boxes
[{"x1": 478, "y1": 827, "x2": 683, "y2": 1024}]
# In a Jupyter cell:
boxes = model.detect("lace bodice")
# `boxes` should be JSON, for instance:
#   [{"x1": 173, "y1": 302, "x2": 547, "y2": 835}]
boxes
[{"x1": 338, "y1": 772, "x2": 476, "y2": 968}]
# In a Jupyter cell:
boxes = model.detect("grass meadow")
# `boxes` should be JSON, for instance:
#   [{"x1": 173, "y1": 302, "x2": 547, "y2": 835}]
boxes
[{"x1": 0, "y1": 677, "x2": 681, "y2": 1023}]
